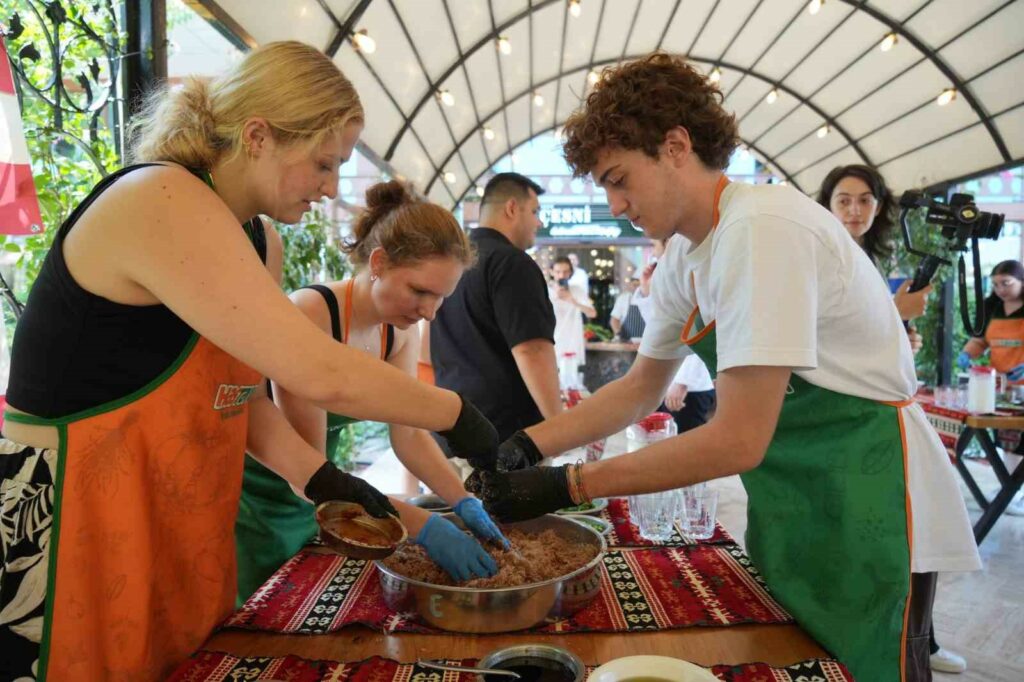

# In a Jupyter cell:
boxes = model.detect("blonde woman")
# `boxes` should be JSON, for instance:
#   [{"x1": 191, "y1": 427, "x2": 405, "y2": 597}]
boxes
[
  {"x1": 237, "y1": 181, "x2": 505, "y2": 601},
  {"x1": 0, "y1": 42, "x2": 497, "y2": 682}
]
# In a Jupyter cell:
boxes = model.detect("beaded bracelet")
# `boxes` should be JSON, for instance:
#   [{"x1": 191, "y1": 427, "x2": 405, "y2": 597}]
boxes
[{"x1": 572, "y1": 461, "x2": 592, "y2": 505}]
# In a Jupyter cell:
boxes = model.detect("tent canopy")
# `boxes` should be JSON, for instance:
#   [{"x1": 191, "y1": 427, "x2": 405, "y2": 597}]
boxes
[{"x1": 197, "y1": 0, "x2": 1024, "y2": 207}]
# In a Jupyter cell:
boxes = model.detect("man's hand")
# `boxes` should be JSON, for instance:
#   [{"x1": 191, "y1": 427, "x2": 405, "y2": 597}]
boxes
[
  {"x1": 556, "y1": 286, "x2": 574, "y2": 302},
  {"x1": 476, "y1": 466, "x2": 575, "y2": 522},
  {"x1": 907, "y1": 327, "x2": 923, "y2": 355},
  {"x1": 437, "y1": 394, "x2": 499, "y2": 470},
  {"x1": 465, "y1": 430, "x2": 545, "y2": 493},
  {"x1": 639, "y1": 262, "x2": 657, "y2": 296},
  {"x1": 664, "y1": 382, "x2": 688, "y2": 412}
]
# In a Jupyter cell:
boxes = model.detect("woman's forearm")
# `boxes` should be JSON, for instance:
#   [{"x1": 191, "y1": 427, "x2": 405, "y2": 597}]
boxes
[
  {"x1": 245, "y1": 395, "x2": 327, "y2": 494},
  {"x1": 391, "y1": 426, "x2": 468, "y2": 504}
]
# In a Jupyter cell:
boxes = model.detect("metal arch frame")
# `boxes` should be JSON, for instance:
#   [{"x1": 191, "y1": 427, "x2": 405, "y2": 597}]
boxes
[
  {"x1": 487, "y1": 0, "x2": 514, "y2": 165},
  {"x1": 452, "y1": 123, "x2": 799, "y2": 207},
  {"x1": 385, "y1": 0, "x2": 471, "y2": 197},
  {"x1": 441, "y1": 0, "x2": 493, "y2": 169},
  {"x1": 550, "y1": 0, "x2": 572, "y2": 134},
  {"x1": 384, "y1": 0, "x2": 563, "y2": 161},
  {"x1": 325, "y1": 0, "x2": 372, "y2": 57},
  {"x1": 426, "y1": 55, "x2": 865, "y2": 196},
  {"x1": 575, "y1": 0, "x2": 607, "y2": 108},
  {"x1": 720, "y1": 0, "x2": 807, "y2": 106},
  {"x1": 835, "y1": 0, "x2": 1011, "y2": 162},
  {"x1": 314, "y1": 0, "x2": 456, "y2": 203}
]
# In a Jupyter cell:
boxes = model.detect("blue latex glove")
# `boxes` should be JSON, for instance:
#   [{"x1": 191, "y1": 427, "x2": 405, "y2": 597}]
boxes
[
  {"x1": 1008, "y1": 364, "x2": 1024, "y2": 382},
  {"x1": 956, "y1": 351, "x2": 971, "y2": 370},
  {"x1": 454, "y1": 497, "x2": 509, "y2": 548},
  {"x1": 415, "y1": 514, "x2": 497, "y2": 582}
]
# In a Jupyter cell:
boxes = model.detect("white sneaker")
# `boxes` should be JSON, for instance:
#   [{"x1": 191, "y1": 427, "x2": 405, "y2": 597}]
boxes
[{"x1": 930, "y1": 647, "x2": 967, "y2": 674}]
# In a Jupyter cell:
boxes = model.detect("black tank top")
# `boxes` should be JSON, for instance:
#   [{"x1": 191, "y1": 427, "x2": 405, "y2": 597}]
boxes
[{"x1": 6, "y1": 164, "x2": 267, "y2": 418}]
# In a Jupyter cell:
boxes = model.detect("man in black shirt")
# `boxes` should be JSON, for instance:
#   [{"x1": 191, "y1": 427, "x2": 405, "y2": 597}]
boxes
[{"x1": 431, "y1": 173, "x2": 562, "y2": 442}]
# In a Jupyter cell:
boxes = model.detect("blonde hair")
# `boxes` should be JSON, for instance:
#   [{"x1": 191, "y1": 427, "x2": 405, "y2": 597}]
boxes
[
  {"x1": 344, "y1": 181, "x2": 475, "y2": 268},
  {"x1": 130, "y1": 41, "x2": 363, "y2": 168}
]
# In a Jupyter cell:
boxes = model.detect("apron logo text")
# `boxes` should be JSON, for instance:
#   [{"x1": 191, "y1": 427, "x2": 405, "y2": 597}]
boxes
[{"x1": 213, "y1": 383, "x2": 258, "y2": 410}]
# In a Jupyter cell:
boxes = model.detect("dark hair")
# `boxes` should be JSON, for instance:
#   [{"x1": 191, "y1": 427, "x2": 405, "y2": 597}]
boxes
[
  {"x1": 553, "y1": 256, "x2": 574, "y2": 276},
  {"x1": 562, "y1": 52, "x2": 739, "y2": 176},
  {"x1": 817, "y1": 164, "x2": 896, "y2": 265},
  {"x1": 481, "y1": 172, "x2": 545, "y2": 206},
  {"x1": 343, "y1": 180, "x2": 474, "y2": 268},
  {"x1": 987, "y1": 260, "x2": 1024, "y2": 306}
]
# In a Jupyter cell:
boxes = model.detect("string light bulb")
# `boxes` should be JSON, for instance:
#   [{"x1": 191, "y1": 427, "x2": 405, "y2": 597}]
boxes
[
  {"x1": 879, "y1": 33, "x2": 898, "y2": 52},
  {"x1": 936, "y1": 88, "x2": 957, "y2": 106},
  {"x1": 817, "y1": 124, "x2": 830, "y2": 138},
  {"x1": 497, "y1": 36, "x2": 512, "y2": 55},
  {"x1": 808, "y1": 0, "x2": 823, "y2": 15},
  {"x1": 765, "y1": 88, "x2": 779, "y2": 104},
  {"x1": 569, "y1": 0, "x2": 582, "y2": 18},
  {"x1": 352, "y1": 29, "x2": 376, "y2": 54},
  {"x1": 438, "y1": 89, "x2": 455, "y2": 107},
  {"x1": 587, "y1": 69, "x2": 600, "y2": 85},
  {"x1": 475, "y1": 185, "x2": 485, "y2": 197},
  {"x1": 483, "y1": 126, "x2": 495, "y2": 141},
  {"x1": 443, "y1": 171, "x2": 457, "y2": 184},
  {"x1": 533, "y1": 91, "x2": 545, "y2": 107},
  {"x1": 709, "y1": 67, "x2": 721, "y2": 83}
]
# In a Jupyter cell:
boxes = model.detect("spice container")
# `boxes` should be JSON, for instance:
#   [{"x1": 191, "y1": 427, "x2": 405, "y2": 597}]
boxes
[
  {"x1": 967, "y1": 366, "x2": 996, "y2": 414},
  {"x1": 625, "y1": 412, "x2": 677, "y2": 453}
]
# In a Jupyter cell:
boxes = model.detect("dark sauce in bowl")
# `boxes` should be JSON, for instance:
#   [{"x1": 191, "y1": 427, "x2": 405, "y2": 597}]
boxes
[{"x1": 484, "y1": 657, "x2": 577, "y2": 682}]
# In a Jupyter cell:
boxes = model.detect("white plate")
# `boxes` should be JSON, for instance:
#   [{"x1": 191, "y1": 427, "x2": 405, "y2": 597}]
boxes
[
  {"x1": 590, "y1": 655, "x2": 719, "y2": 682},
  {"x1": 555, "y1": 497, "x2": 608, "y2": 516}
]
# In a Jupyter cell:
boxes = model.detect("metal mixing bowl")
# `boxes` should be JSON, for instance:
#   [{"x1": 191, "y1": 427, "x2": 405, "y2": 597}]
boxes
[{"x1": 375, "y1": 514, "x2": 606, "y2": 633}]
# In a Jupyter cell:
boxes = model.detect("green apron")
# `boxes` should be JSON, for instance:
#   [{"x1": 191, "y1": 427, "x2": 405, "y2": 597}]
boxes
[
  {"x1": 683, "y1": 308, "x2": 912, "y2": 681},
  {"x1": 235, "y1": 280, "x2": 390, "y2": 604},
  {"x1": 235, "y1": 412, "x2": 358, "y2": 604}
]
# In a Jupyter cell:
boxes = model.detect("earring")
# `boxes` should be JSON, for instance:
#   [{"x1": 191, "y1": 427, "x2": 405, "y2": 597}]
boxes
[{"x1": 370, "y1": 273, "x2": 378, "y2": 282}]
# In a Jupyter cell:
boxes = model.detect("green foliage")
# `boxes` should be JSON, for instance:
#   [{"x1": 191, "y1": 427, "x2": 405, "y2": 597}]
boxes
[
  {"x1": 274, "y1": 204, "x2": 352, "y2": 293},
  {"x1": 0, "y1": 0, "x2": 123, "y2": 299},
  {"x1": 584, "y1": 321, "x2": 613, "y2": 342}
]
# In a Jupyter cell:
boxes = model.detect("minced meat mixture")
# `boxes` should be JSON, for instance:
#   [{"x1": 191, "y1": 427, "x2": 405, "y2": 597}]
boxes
[{"x1": 381, "y1": 528, "x2": 598, "y2": 588}]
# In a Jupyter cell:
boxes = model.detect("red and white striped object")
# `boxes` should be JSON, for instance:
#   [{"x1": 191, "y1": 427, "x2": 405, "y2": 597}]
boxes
[{"x1": 0, "y1": 36, "x2": 42, "y2": 235}]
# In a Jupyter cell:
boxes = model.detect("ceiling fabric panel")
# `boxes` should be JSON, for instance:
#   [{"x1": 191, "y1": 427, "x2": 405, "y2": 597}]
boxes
[
  {"x1": 592, "y1": 0, "x2": 640, "y2": 63},
  {"x1": 204, "y1": 0, "x2": 1022, "y2": 205},
  {"x1": 393, "y1": 0, "x2": 458, "y2": 82},
  {"x1": 215, "y1": 0, "x2": 333, "y2": 48},
  {"x1": 995, "y1": 107, "x2": 1024, "y2": 159}
]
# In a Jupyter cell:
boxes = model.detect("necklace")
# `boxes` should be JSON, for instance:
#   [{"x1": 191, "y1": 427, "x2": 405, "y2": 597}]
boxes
[{"x1": 343, "y1": 278, "x2": 381, "y2": 356}]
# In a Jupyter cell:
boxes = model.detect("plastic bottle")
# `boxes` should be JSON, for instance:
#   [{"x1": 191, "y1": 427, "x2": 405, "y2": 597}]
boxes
[{"x1": 967, "y1": 365, "x2": 996, "y2": 414}]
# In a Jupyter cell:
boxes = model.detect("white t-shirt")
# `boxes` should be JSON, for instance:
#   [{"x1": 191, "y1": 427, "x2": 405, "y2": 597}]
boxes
[
  {"x1": 550, "y1": 283, "x2": 592, "y2": 363},
  {"x1": 569, "y1": 267, "x2": 590, "y2": 297},
  {"x1": 639, "y1": 182, "x2": 980, "y2": 573},
  {"x1": 610, "y1": 291, "x2": 633, "y2": 321}
]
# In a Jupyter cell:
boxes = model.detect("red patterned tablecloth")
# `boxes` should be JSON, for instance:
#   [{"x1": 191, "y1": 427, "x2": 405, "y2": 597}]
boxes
[
  {"x1": 916, "y1": 394, "x2": 1024, "y2": 450},
  {"x1": 223, "y1": 543, "x2": 791, "y2": 635},
  {"x1": 600, "y1": 497, "x2": 733, "y2": 547},
  {"x1": 169, "y1": 651, "x2": 853, "y2": 681}
]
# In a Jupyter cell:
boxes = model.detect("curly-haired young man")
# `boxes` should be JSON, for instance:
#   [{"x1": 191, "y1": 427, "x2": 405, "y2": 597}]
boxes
[{"x1": 475, "y1": 53, "x2": 979, "y2": 682}]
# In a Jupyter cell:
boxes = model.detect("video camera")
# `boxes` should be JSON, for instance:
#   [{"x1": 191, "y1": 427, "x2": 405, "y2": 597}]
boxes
[{"x1": 899, "y1": 190, "x2": 1005, "y2": 335}]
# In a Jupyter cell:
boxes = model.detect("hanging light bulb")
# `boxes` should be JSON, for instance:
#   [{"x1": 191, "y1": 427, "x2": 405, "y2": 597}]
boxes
[
  {"x1": 817, "y1": 124, "x2": 830, "y2": 138},
  {"x1": 709, "y1": 67, "x2": 721, "y2": 83},
  {"x1": 587, "y1": 69, "x2": 600, "y2": 85},
  {"x1": 438, "y1": 89, "x2": 455, "y2": 107},
  {"x1": 483, "y1": 126, "x2": 495, "y2": 141},
  {"x1": 568, "y1": 0, "x2": 582, "y2": 18},
  {"x1": 879, "y1": 32, "x2": 898, "y2": 52},
  {"x1": 936, "y1": 88, "x2": 957, "y2": 106},
  {"x1": 497, "y1": 35, "x2": 512, "y2": 55},
  {"x1": 808, "y1": 0, "x2": 823, "y2": 15},
  {"x1": 765, "y1": 88, "x2": 779, "y2": 104},
  {"x1": 475, "y1": 185, "x2": 485, "y2": 197},
  {"x1": 352, "y1": 29, "x2": 376, "y2": 54},
  {"x1": 443, "y1": 171, "x2": 457, "y2": 184},
  {"x1": 533, "y1": 91, "x2": 545, "y2": 107}
]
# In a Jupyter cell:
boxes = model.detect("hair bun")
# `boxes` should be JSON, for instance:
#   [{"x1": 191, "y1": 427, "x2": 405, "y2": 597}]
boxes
[{"x1": 364, "y1": 180, "x2": 413, "y2": 214}]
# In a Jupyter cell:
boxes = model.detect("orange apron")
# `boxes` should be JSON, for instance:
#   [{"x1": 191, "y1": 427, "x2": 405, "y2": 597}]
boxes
[
  {"x1": 5, "y1": 334, "x2": 260, "y2": 681},
  {"x1": 984, "y1": 316, "x2": 1024, "y2": 375}
]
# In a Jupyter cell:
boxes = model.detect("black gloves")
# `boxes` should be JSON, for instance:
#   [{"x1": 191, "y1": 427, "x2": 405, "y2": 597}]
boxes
[
  {"x1": 475, "y1": 465, "x2": 575, "y2": 522},
  {"x1": 496, "y1": 430, "x2": 545, "y2": 472},
  {"x1": 437, "y1": 393, "x2": 499, "y2": 470},
  {"x1": 304, "y1": 462, "x2": 398, "y2": 519}
]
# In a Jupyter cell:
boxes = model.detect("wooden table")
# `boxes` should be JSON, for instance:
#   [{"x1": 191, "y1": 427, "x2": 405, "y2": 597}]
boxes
[
  {"x1": 917, "y1": 394, "x2": 1024, "y2": 543},
  {"x1": 206, "y1": 621, "x2": 826, "y2": 668}
]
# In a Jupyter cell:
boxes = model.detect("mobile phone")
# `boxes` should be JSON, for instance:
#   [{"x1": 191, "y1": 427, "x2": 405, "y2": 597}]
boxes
[{"x1": 557, "y1": 277, "x2": 570, "y2": 288}]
